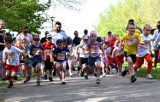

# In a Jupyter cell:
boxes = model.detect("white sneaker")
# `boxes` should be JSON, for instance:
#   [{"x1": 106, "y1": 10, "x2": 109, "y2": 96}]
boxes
[
  {"x1": 146, "y1": 74, "x2": 153, "y2": 79},
  {"x1": 153, "y1": 67, "x2": 156, "y2": 70}
]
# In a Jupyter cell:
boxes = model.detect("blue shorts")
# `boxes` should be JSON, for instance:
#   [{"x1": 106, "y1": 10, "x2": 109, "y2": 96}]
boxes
[
  {"x1": 88, "y1": 56, "x2": 101, "y2": 67},
  {"x1": 28, "y1": 55, "x2": 42, "y2": 68}
]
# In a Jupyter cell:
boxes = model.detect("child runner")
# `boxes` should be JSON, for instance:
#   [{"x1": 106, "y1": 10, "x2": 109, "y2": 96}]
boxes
[
  {"x1": 100, "y1": 41, "x2": 108, "y2": 77},
  {"x1": 120, "y1": 23, "x2": 143, "y2": 83},
  {"x1": 19, "y1": 38, "x2": 30, "y2": 83},
  {"x1": 105, "y1": 42, "x2": 113, "y2": 74},
  {"x1": 134, "y1": 24, "x2": 153, "y2": 79},
  {"x1": 87, "y1": 31, "x2": 102, "y2": 84},
  {"x1": 42, "y1": 34, "x2": 56, "y2": 81},
  {"x1": 67, "y1": 44, "x2": 76, "y2": 77},
  {"x1": 3, "y1": 37, "x2": 22, "y2": 88},
  {"x1": 28, "y1": 35, "x2": 44, "y2": 86},
  {"x1": 53, "y1": 39, "x2": 69, "y2": 84},
  {"x1": 112, "y1": 40, "x2": 124, "y2": 75},
  {"x1": 76, "y1": 35, "x2": 90, "y2": 79}
]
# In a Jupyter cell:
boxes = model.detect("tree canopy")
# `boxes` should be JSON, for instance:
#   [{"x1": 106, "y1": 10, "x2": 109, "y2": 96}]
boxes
[
  {"x1": 0, "y1": 0, "x2": 83, "y2": 34},
  {"x1": 95, "y1": 0, "x2": 160, "y2": 37}
]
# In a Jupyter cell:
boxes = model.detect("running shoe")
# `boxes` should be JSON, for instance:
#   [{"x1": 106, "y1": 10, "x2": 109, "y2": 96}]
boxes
[
  {"x1": 7, "y1": 82, "x2": 13, "y2": 88},
  {"x1": 24, "y1": 77, "x2": 30, "y2": 83},
  {"x1": 49, "y1": 77, "x2": 53, "y2": 81},
  {"x1": 122, "y1": 68, "x2": 128, "y2": 77},
  {"x1": 146, "y1": 74, "x2": 153, "y2": 79},
  {"x1": 131, "y1": 75, "x2": 137, "y2": 83},
  {"x1": 36, "y1": 79, "x2": 40, "y2": 86},
  {"x1": 61, "y1": 81, "x2": 66, "y2": 85},
  {"x1": 84, "y1": 74, "x2": 88, "y2": 79},
  {"x1": 96, "y1": 79, "x2": 100, "y2": 84}
]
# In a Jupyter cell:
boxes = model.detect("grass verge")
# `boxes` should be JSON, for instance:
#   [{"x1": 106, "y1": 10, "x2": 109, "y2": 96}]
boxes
[
  {"x1": 123, "y1": 61, "x2": 160, "y2": 80},
  {"x1": 0, "y1": 73, "x2": 37, "y2": 86}
]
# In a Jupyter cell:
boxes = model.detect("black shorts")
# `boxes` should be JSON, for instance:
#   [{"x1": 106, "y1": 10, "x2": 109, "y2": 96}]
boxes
[
  {"x1": 80, "y1": 58, "x2": 88, "y2": 65},
  {"x1": 124, "y1": 52, "x2": 136, "y2": 64},
  {"x1": 45, "y1": 59, "x2": 53, "y2": 70}
]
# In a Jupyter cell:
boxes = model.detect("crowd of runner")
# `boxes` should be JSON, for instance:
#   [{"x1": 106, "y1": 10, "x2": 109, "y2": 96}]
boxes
[{"x1": 0, "y1": 19, "x2": 160, "y2": 88}]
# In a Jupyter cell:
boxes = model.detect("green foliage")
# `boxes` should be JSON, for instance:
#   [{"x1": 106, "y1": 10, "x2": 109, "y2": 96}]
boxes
[
  {"x1": 96, "y1": 0, "x2": 160, "y2": 37},
  {"x1": 0, "y1": 0, "x2": 51, "y2": 33}
]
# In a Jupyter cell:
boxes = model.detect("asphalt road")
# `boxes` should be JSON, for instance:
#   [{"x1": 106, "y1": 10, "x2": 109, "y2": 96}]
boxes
[{"x1": 0, "y1": 73, "x2": 160, "y2": 102}]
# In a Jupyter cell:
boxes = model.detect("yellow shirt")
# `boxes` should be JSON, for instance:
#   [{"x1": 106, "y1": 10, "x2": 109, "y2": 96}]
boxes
[{"x1": 121, "y1": 32, "x2": 143, "y2": 55}]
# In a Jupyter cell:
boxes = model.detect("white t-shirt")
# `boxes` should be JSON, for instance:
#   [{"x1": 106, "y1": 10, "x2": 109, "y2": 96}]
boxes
[
  {"x1": 16, "y1": 33, "x2": 33, "y2": 44},
  {"x1": 137, "y1": 46, "x2": 148, "y2": 57},
  {"x1": 141, "y1": 34, "x2": 151, "y2": 50},
  {"x1": 50, "y1": 30, "x2": 67, "y2": 45},
  {"x1": 78, "y1": 43, "x2": 89, "y2": 58},
  {"x1": 3, "y1": 46, "x2": 22, "y2": 65}
]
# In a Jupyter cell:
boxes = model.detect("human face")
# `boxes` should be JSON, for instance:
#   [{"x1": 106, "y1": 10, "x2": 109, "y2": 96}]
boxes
[
  {"x1": 22, "y1": 29, "x2": 29, "y2": 34},
  {"x1": 128, "y1": 25, "x2": 135, "y2": 35},
  {"x1": 143, "y1": 27, "x2": 152, "y2": 36},
  {"x1": 0, "y1": 23, "x2": 4, "y2": 30},
  {"x1": 74, "y1": 31, "x2": 78, "y2": 37},
  {"x1": 22, "y1": 41, "x2": 28, "y2": 48},
  {"x1": 83, "y1": 39, "x2": 88, "y2": 44},
  {"x1": 67, "y1": 44, "x2": 72, "y2": 51},
  {"x1": 55, "y1": 24, "x2": 61, "y2": 32},
  {"x1": 47, "y1": 38, "x2": 52, "y2": 43},
  {"x1": 102, "y1": 43, "x2": 107, "y2": 49},
  {"x1": 90, "y1": 34, "x2": 97, "y2": 42},
  {"x1": 157, "y1": 24, "x2": 160, "y2": 30},
  {"x1": 57, "y1": 43, "x2": 64, "y2": 49},
  {"x1": 5, "y1": 42, "x2": 11, "y2": 49}
]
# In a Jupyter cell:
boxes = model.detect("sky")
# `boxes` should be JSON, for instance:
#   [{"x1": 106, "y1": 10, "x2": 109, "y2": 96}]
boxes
[{"x1": 41, "y1": 0, "x2": 119, "y2": 38}]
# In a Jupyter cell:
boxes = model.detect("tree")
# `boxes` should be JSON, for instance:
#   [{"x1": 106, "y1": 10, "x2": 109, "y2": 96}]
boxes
[
  {"x1": 0, "y1": 0, "x2": 84, "y2": 34},
  {"x1": 0, "y1": 0, "x2": 51, "y2": 33},
  {"x1": 96, "y1": 0, "x2": 160, "y2": 37}
]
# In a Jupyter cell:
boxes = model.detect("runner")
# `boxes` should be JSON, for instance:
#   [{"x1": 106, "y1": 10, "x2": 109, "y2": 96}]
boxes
[
  {"x1": 3, "y1": 37, "x2": 22, "y2": 88},
  {"x1": 134, "y1": 24, "x2": 153, "y2": 79},
  {"x1": 67, "y1": 44, "x2": 76, "y2": 77},
  {"x1": 28, "y1": 35, "x2": 44, "y2": 86},
  {"x1": 120, "y1": 23, "x2": 143, "y2": 83},
  {"x1": 87, "y1": 31, "x2": 102, "y2": 84},
  {"x1": 112, "y1": 40, "x2": 124, "y2": 75},
  {"x1": 53, "y1": 39, "x2": 69, "y2": 84},
  {"x1": 76, "y1": 35, "x2": 90, "y2": 79},
  {"x1": 42, "y1": 34, "x2": 56, "y2": 81},
  {"x1": 19, "y1": 38, "x2": 30, "y2": 83}
]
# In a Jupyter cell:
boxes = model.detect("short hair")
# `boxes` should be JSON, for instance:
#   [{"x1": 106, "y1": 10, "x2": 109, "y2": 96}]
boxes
[
  {"x1": 127, "y1": 22, "x2": 135, "y2": 29},
  {"x1": 21, "y1": 38, "x2": 28, "y2": 43},
  {"x1": 157, "y1": 21, "x2": 160, "y2": 25},
  {"x1": 22, "y1": 26, "x2": 29, "y2": 29},
  {"x1": 74, "y1": 31, "x2": 78, "y2": 35},
  {"x1": 108, "y1": 31, "x2": 112, "y2": 34},
  {"x1": 128, "y1": 19, "x2": 134, "y2": 23},
  {"x1": 56, "y1": 39, "x2": 63, "y2": 45},
  {"x1": 84, "y1": 29, "x2": 88, "y2": 34},
  {"x1": 5, "y1": 36, "x2": 13, "y2": 43},
  {"x1": 55, "y1": 21, "x2": 61, "y2": 26},
  {"x1": 0, "y1": 20, "x2": 5, "y2": 25},
  {"x1": 143, "y1": 24, "x2": 152, "y2": 30}
]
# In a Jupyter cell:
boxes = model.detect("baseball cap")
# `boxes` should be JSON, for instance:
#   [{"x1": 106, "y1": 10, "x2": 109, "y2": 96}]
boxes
[
  {"x1": 83, "y1": 35, "x2": 89, "y2": 40},
  {"x1": 46, "y1": 34, "x2": 52, "y2": 39}
]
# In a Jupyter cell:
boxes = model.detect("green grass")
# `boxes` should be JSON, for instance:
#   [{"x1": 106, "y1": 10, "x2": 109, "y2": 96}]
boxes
[
  {"x1": 0, "y1": 73, "x2": 37, "y2": 86},
  {"x1": 123, "y1": 61, "x2": 160, "y2": 80}
]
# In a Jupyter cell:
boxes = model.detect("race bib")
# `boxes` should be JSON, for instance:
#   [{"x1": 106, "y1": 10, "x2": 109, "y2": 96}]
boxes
[
  {"x1": 57, "y1": 53, "x2": 65, "y2": 60},
  {"x1": 44, "y1": 49, "x2": 52, "y2": 56},
  {"x1": 7, "y1": 52, "x2": 16, "y2": 64},
  {"x1": 90, "y1": 46, "x2": 99, "y2": 57}
]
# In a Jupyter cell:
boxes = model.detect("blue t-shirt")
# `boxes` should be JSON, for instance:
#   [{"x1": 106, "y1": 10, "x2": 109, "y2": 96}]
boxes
[
  {"x1": 28, "y1": 44, "x2": 44, "y2": 59},
  {"x1": 53, "y1": 47, "x2": 69, "y2": 62}
]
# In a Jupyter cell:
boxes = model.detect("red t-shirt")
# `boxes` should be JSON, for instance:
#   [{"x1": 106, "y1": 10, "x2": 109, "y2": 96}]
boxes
[
  {"x1": 108, "y1": 38, "x2": 119, "y2": 51},
  {"x1": 42, "y1": 42, "x2": 56, "y2": 59}
]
